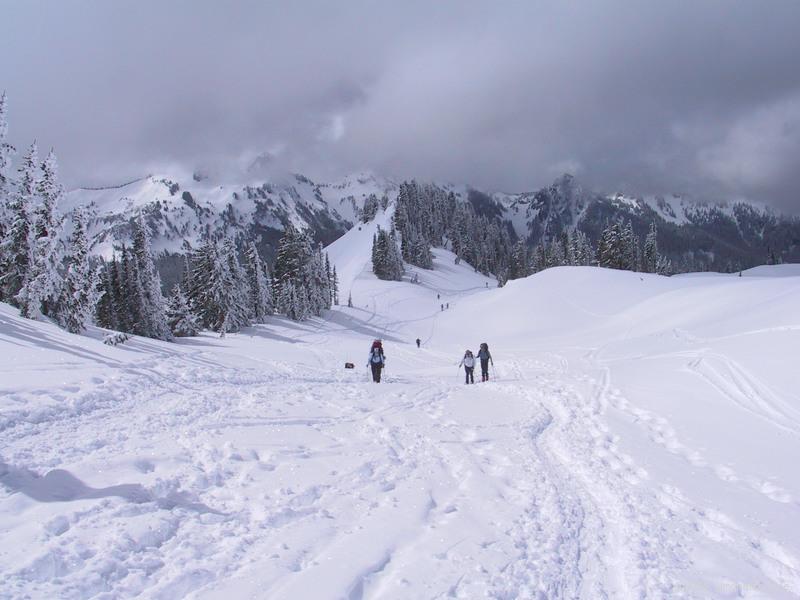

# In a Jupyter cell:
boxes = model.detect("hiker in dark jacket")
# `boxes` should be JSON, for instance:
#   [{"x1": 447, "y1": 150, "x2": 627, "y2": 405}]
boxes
[
  {"x1": 459, "y1": 350, "x2": 476, "y2": 384},
  {"x1": 477, "y1": 342, "x2": 493, "y2": 381},
  {"x1": 367, "y1": 339, "x2": 385, "y2": 383}
]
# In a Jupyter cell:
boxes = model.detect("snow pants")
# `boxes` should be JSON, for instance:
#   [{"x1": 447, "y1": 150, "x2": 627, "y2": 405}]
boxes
[
  {"x1": 480, "y1": 359, "x2": 490, "y2": 381},
  {"x1": 371, "y1": 363, "x2": 383, "y2": 383},
  {"x1": 465, "y1": 366, "x2": 474, "y2": 384}
]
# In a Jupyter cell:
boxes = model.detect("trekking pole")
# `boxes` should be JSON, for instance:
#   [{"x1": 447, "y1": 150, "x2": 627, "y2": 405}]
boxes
[{"x1": 491, "y1": 363, "x2": 497, "y2": 380}]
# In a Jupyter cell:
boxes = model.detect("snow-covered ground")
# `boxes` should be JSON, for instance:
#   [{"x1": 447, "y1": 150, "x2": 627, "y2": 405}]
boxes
[{"x1": 2, "y1": 221, "x2": 800, "y2": 598}]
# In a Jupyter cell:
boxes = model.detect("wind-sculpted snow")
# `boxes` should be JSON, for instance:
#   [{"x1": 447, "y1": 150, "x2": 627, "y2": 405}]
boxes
[{"x1": 1, "y1": 252, "x2": 799, "y2": 598}]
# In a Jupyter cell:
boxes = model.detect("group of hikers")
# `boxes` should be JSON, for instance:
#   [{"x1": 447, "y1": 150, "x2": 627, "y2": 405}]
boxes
[
  {"x1": 458, "y1": 343, "x2": 493, "y2": 384},
  {"x1": 366, "y1": 339, "x2": 494, "y2": 384}
]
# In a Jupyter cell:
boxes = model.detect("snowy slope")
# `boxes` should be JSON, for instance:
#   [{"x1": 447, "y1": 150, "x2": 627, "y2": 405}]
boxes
[{"x1": 2, "y1": 256, "x2": 800, "y2": 598}]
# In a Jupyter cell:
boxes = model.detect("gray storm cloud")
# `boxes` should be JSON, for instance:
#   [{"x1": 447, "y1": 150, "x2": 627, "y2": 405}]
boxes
[{"x1": 1, "y1": 1, "x2": 799, "y2": 212}]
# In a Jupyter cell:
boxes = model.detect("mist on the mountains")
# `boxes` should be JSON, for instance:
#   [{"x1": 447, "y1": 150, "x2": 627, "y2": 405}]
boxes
[{"x1": 1, "y1": 1, "x2": 800, "y2": 213}]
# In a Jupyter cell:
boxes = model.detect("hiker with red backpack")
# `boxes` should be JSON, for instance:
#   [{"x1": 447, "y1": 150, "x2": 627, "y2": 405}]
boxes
[
  {"x1": 367, "y1": 339, "x2": 386, "y2": 383},
  {"x1": 477, "y1": 342, "x2": 493, "y2": 381}
]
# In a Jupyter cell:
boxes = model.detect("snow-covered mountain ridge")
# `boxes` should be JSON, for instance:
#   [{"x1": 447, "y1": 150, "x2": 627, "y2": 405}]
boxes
[
  {"x1": 64, "y1": 170, "x2": 399, "y2": 260},
  {"x1": 66, "y1": 168, "x2": 800, "y2": 275},
  {"x1": 492, "y1": 173, "x2": 800, "y2": 270}
]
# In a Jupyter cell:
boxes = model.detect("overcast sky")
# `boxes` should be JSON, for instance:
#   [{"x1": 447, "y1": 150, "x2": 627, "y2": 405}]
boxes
[{"x1": 2, "y1": 1, "x2": 799, "y2": 212}]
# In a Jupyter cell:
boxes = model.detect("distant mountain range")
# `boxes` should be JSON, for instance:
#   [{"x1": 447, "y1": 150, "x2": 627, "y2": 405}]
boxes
[
  {"x1": 489, "y1": 174, "x2": 800, "y2": 271},
  {"x1": 65, "y1": 169, "x2": 799, "y2": 285}
]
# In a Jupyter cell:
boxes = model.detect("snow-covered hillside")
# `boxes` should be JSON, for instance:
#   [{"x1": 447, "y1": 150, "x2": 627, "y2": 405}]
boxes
[{"x1": 2, "y1": 225, "x2": 799, "y2": 597}]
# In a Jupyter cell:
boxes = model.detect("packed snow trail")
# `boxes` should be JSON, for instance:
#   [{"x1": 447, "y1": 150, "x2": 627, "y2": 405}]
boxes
[
  {"x1": 0, "y1": 342, "x2": 684, "y2": 598},
  {"x1": 2, "y1": 255, "x2": 800, "y2": 598}
]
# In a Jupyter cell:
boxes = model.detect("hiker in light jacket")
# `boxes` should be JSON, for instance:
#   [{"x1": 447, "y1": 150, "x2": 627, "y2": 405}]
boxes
[
  {"x1": 367, "y1": 339, "x2": 385, "y2": 383},
  {"x1": 459, "y1": 349, "x2": 476, "y2": 384}
]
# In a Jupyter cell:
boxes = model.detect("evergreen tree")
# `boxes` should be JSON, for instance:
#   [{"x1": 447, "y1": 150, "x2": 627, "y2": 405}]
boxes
[
  {"x1": 371, "y1": 226, "x2": 404, "y2": 280},
  {"x1": 119, "y1": 245, "x2": 140, "y2": 333},
  {"x1": 332, "y1": 265, "x2": 339, "y2": 305},
  {"x1": 58, "y1": 207, "x2": 101, "y2": 333},
  {"x1": 0, "y1": 91, "x2": 15, "y2": 246},
  {"x1": 221, "y1": 236, "x2": 251, "y2": 329},
  {"x1": 276, "y1": 280, "x2": 296, "y2": 319},
  {"x1": 131, "y1": 215, "x2": 172, "y2": 340},
  {"x1": 186, "y1": 240, "x2": 217, "y2": 329},
  {"x1": 271, "y1": 225, "x2": 332, "y2": 321},
  {"x1": 570, "y1": 229, "x2": 595, "y2": 266},
  {"x1": 598, "y1": 221, "x2": 627, "y2": 270},
  {"x1": 17, "y1": 149, "x2": 64, "y2": 318},
  {"x1": 272, "y1": 224, "x2": 312, "y2": 286},
  {"x1": 361, "y1": 193, "x2": 379, "y2": 223},
  {"x1": 547, "y1": 237, "x2": 565, "y2": 267},
  {"x1": 186, "y1": 237, "x2": 251, "y2": 334},
  {"x1": 621, "y1": 220, "x2": 640, "y2": 271},
  {"x1": 294, "y1": 281, "x2": 310, "y2": 320},
  {"x1": 1, "y1": 142, "x2": 37, "y2": 303},
  {"x1": 643, "y1": 222, "x2": 659, "y2": 274},
  {"x1": 166, "y1": 284, "x2": 200, "y2": 337},
  {"x1": 508, "y1": 239, "x2": 529, "y2": 280},
  {"x1": 531, "y1": 242, "x2": 548, "y2": 273},
  {"x1": 95, "y1": 257, "x2": 119, "y2": 330},
  {"x1": 245, "y1": 241, "x2": 273, "y2": 322}
]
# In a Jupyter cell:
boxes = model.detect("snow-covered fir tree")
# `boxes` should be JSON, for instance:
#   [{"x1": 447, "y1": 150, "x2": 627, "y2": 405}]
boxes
[
  {"x1": 0, "y1": 91, "x2": 15, "y2": 246},
  {"x1": 642, "y1": 222, "x2": 659, "y2": 273},
  {"x1": 302, "y1": 244, "x2": 329, "y2": 316},
  {"x1": 95, "y1": 257, "x2": 120, "y2": 331},
  {"x1": 244, "y1": 241, "x2": 273, "y2": 322},
  {"x1": 507, "y1": 239, "x2": 530, "y2": 280},
  {"x1": 276, "y1": 280, "x2": 297, "y2": 320},
  {"x1": 361, "y1": 193, "x2": 380, "y2": 223},
  {"x1": 57, "y1": 207, "x2": 101, "y2": 333},
  {"x1": 130, "y1": 215, "x2": 172, "y2": 340},
  {"x1": 570, "y1": 229, "x2": 595, "y2": 266},
  {"x1": 185, "y1": 240, "x2": 216, "y2": 329},
  {"x1": 166, "y1": 284, "x2": 200, "y2": 337},
  {"x1": 331, "y1": 266, "x2": 339, "y2": 305},
  {"x1": 221, "y1": 236, "x2": 252, "y2": 329},
  {"x1": 17, "y1": 149, "x2": 64, "y2": 318},
  {"x1": 598, "y1": 221, "x2": 627, "y2": 270},
  {"x1": 120, "y1": 244, "x2": 141, "y2": 332},
  {"x1": 371, "y1": 226, "x2": 404, "y2": 280},
  {"x1": 271, "y1": 225, "x2": 334, "y2": 321},
  {"x1": 0, "y1": 142, "x2": 37, "y2": 304},
  {"x1": 621, "y1": 220, "x2": 640, "y2": 271},
  {"x1": 184, "y1": 237, "x2": 253, "y2": 334},
  {"x1": 187, "y1": 240, "x2": 230, "y2": 334},
  {"x1": 272, "y1": 224, "x2": 310, "y2": 286}
]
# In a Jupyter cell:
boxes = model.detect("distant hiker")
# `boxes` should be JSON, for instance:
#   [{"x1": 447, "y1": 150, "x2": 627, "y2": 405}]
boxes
[
  {"x1": 485, "y1": 282, "x2": 488, "y2": 288},
  {"x1": 441, "y1": 304, "x2": 444, "y2": 311},
  {"x1": 416, "y1": 338, "x2": 421, "y2": 348},
  {"x1": 446, "y1": 302, "x2": 449, "y2": 309},
  {"x1": 459, "y1": 350, "x2": 475, "y2": 384},
  {"x1": 437, "y1": 293, "x2": 440, "y2": 300},
  {"x1": 478, "y1": 342, "x2": 493, "y2": 382},
  {"x1": 367, "y1": 339, "x2": 386, "y2": 383}
]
